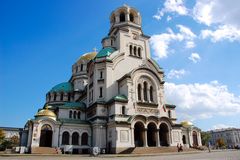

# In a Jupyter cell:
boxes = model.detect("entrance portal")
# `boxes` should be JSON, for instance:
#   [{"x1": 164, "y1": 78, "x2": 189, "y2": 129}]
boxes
[
  {"x1": 39, "y1": 124, "x2": 52, "y2": 147},
  {"x1": 192, "y1": 131, "x2": 198, "y2": 146},
  {"x1": 147, "y1": 123, "x2": 157, "y2": 146},
  {"x1": 134, "y1": 122, "x2": 144, "y2": 147},
  {"x1": 159, "y1": 123, "x2": 169, "y2": 146}
]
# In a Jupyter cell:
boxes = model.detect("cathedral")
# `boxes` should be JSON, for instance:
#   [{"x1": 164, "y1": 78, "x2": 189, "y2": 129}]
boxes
[{"x1": 21, "y1": 5, "x2": 202, "y2": 154}]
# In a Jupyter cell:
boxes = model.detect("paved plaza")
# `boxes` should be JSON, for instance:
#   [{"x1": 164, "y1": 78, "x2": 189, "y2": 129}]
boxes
[{"x1": 0, "y1": 150, "x2": 239, "y2": 160}]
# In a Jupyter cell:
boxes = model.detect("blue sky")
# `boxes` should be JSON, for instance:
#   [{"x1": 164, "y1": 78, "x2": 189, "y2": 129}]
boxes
[{"x1": 1, "y1": 0, "x2": 240, "y2": 131}]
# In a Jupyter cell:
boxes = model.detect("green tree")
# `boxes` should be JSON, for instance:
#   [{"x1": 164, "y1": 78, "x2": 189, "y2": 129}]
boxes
[
  {"x1": 10, "y1": 135, "x2": 19, "y2": 147},
  {"x1": 201, "y1": 131, "x2": 211, "y2": 146},
  {"x1": 216, "y1": 138, "x2": 225, "y2": 148},
  {"x1": 0, "y1": 129, "x2": 6, "y2": 151}
]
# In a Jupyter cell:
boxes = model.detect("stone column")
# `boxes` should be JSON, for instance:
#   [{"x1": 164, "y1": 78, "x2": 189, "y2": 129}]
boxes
[
  {"x1": 143, "y1": 128, "x2": 148, "y2": 147},
  {"x1": 156, "y1": 129, "x2": 160, "y2": 147},
  {"x1": 131, "y1": 127, "x2": 135, "y2": 147}
]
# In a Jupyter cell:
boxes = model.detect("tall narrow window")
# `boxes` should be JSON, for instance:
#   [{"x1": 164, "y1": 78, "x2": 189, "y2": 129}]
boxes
[
  {"x1": 73, "y1": 111, "x2": 77, "y2": 119},
  {"x1": 77, "y1": 111, "x2": 81, "y2": 119},
  {"x1": 72, "y1": 132, "x2": 79, "y2": 145},
  {"x1": 53, "y1": 93, "x2": 57, "y2": 101},
  {"x1": 100, "y1": 71, "x2": 103, "y2": 79},
  {"x1": 120, "y1": 12, "x2": 125, "y2": 22},
  {"x1": 68, "y1": 94, "x2": 71, "y2": 101},
  {"x1": 143, "y1": 82, "x2": 148, "y2": 101},
  {"x1": 69, "y1": 110, "x2": 72, "y2": 119},
  {"x1": 99, "y1": 87, "x2": 103, "y2": 98},
  {"x1": 129, "y1": 13, "x2": 134, "y2": 22},
  {"x1": 81, "y1": 133, "x2": 88, "y2": 145},
  {"x1": 134, "y1": 46, "x2": 137, "y2": 55},
  {"x1": 122, "y1": 106, "x2": 126, "y2": 115},
  {"x1": 89, "y1": 92, "x2": 91, "y2": 102},
  {"x1": 150, "y1": 86, "x2": 153, "y2": 102},
  {"x1": 62, "y1": 132, "x2": 70, "y2": 145},
  {"x1": 168, "y1": 110, "x2": 172, "y2": 118},
  {"x1": 138, "y1": 47, "x2": 141, "y2": 57},
  {"x1": 75, "y1": 66, "x2": 78, "y2": 73},
  {"x1": 60, "y1": 93, "x2": 63, "y2": 101},
  {"x1": 129, "y1": 45, "x2": 132, "y2": 55},
  {"x1": 80, "y1": 64, "x2": 83, "y2": 71},
  {"x1": 138, "y1": 84, "x2": 142, "y2": 101}
]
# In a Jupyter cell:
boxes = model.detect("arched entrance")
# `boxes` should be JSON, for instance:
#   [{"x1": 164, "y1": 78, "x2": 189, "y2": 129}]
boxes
[
  {"x1": 39, "y1": 124, "x2": 52, "y2": 147},
  {"x1": 159, "y1": 123, "x2": 169, "y2": 146},
  {"x1": 192, "y1": 131, "x2": 198, "y2": 146},
  {"x1": 134, "y1": 122, "x2": 145, "y2": 147},
  {"x1": 147, "y1": 123, "x2": 157, "y2": 146}
]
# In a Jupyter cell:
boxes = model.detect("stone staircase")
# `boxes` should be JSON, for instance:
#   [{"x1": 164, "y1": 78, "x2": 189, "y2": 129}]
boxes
[
  {"x1": 120, "y1": 146, "x2": 197, "y2": 154},
  {"x1": 31, "y1": 147, "x2": 61, "y2": 154}
]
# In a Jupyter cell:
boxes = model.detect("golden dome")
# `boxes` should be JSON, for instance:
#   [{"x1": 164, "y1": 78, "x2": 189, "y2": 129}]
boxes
[
  {"x1": 79, "y1": 52, "x2": 97, "y2": 61},
  {"x1": 35, "y1": 108, "x2": 56, "y2": 118},
  {"x1": 181, "y1": 121, "x2": 193, "y2": 128}
]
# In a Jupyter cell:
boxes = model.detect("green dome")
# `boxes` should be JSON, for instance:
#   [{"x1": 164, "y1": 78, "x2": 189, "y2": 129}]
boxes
[
  {"x1": 95, "y1": 47, "x2": 116, "y2": 58},
  {"x1": 50, "y1": 82, "x2": 73, "y2": 93}
]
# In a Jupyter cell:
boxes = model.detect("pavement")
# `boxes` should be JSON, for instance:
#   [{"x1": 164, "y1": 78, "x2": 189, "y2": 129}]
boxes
[{"x1": 0, "y1": 150, "x2": 239, "y2": 160}]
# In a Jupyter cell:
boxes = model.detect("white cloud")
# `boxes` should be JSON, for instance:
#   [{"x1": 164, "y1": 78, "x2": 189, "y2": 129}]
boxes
[
  {"x1": 212, "y1": 124, "x2": 236, "y2": 130},
  {"x1": 167, "y1": 16, "x2": 172, "y2": 21},
  {"x1": 188, "y1": 53, "x2": 201, "y2": 63},
  {"x1": 150, "y1": 25, "x2": 196, "y2": 59},
  {"x1": 200, "y1": 25, "x2": 240, "y2": 42},
  {"x1": 153, "y1": 0, "x2": 188, "y2": 20},
  {"x1": 165, "y1": 81, "x2": 240, "y2": 122},
  {"x1": 154, "y1": 0, "x2": 240, "y2": 42},
  {"x1": 185, "y1": 41, "x2": 195, "y2": 48},
  {"x1": 193, "y1": 0, "x2": 240, "y2": 28},
  {"x1": 167, "y1": 69, "x2": 186, "y2": 79}
]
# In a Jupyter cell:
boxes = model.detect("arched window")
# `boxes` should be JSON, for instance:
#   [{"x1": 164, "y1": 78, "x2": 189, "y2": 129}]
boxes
[
  {"x1": 129, "y1": 13, "x2": 134, "y2": 22},
  {"x1": 48, "y1": 93, "x2": 51, "y2": 102},
  {"x1": 72, "y1": 132, "x2": 79, "y2": 145},
  {"x1": 138, "y1": 47, "x2": 141, "y2": 57},
  {"x1": 122, "y1": 106, "x2": 126, "y2": 115},
  {"x1": 69, "y1": 110, "x2": 72, "y2": 119},
  {"x1": 138, "y1": 84, "x2": 142, "y2": 101},
  {"x1": 150, "y1": 86, "x2": 153, "y2": 102},
  {"x1": 168, "y1": 110, "x2": 172, "y2": 118},
  {"x1": 134, "y1": 46, "x2": 137, "y2": 55},
  {"x1": 120, "y1": 12, "x2": 125, "y2": 22},
  {"x1": 60, "y1": 93, "x2": 63, "y2": 101},
  {"x1": 143, "y1": 82, "x2": 148, "y2": 101},
  {"x1": 129, "y1": 45, "x2": 132, "y2": 55},
  {"x1": 62, "y1": 131, "x2": 70, "y2": 145},
  {"x1": 73, "y1": 111, "x2": 77, "y2": 119},
  {"x1": 77, "y1": 111, "x2": 81, "y2": 119},
  {"x1": 81, "y1": 133, "x2": 88, "y2": 145}
]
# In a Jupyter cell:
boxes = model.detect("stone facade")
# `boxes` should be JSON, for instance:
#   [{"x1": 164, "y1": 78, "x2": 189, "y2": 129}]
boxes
[{"x1": 21, "y1": 5, "x2": 202, "y2": 154}]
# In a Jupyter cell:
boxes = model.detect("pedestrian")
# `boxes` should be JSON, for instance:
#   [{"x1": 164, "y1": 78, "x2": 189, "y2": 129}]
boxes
[
  {"x1": 179, "y1": 144, "x2": 183, "y2": 152},
  {"x1": 208, "y1": 142, "x2": 211, "y2": 153},
  {"x1": 177, "y1": 143, "x2": 180, "y2": 152}
]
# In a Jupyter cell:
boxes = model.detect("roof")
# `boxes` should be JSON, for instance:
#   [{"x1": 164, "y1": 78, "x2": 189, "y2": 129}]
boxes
[
  {"x1": 107, "y1": 94, "x2": 128, "y2": 104},
  {"x1": 0, "y1": 127, "x2": 23, "y2": 131},
  {"x1": 58, "y1": 118, "x2": 90, "y2": 125},
  {"x1": 58, "y1": 102, "x2": 86, "y2": 109},
  {"x1": 165, "y1": 104, "x2": 176, "y2": 108},
  {"x1": 95, "y1": 47, "x2": 116, "y2": 58},
  {"x1": 50, "y1": 82, "x2": 73, "y2": 93},
  {"x1": 35, "y1": 108, "x2": 56, "y2": 118},
  {"x1": 79, "y1": 52, "x2": 97, "y2": 61}
]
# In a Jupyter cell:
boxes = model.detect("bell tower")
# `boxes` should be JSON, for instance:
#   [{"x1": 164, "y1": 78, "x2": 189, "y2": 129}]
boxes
[{"x1": 101, "y1": 5, "x2": 151, "y2": 59}]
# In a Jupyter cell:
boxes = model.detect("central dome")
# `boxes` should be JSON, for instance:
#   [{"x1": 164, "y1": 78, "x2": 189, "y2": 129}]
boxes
[{"x1": 79, "y1": 52, "x2": 97, "y2": 61}]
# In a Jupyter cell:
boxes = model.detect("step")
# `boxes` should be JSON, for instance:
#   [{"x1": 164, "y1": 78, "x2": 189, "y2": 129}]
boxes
[{"x1": 31, "y1": 147, "x2": 61, "y2": 154}]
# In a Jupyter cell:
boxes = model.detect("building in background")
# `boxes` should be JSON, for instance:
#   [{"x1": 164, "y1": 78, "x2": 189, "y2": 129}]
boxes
[
  {"x1": 20, "y1": 5, "x2": 202, "y2": 154},
  {"x1": 0, "y1": 127, "x2": 22, "y2": 140},
  {"x1": 208, "y1": 128, "x2": 240, "y2": 148}
]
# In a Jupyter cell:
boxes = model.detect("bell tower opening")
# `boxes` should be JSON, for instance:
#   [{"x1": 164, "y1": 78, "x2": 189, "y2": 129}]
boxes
[{"x1": 120, "y1": 12, "x2": 125, "y2": 22}]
